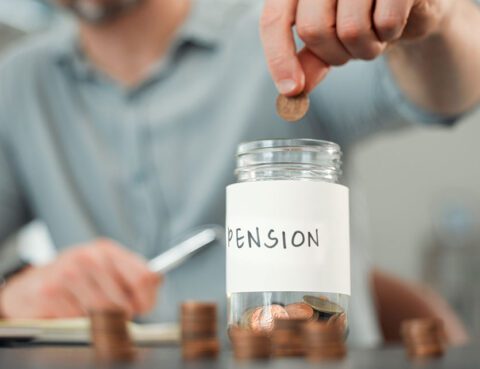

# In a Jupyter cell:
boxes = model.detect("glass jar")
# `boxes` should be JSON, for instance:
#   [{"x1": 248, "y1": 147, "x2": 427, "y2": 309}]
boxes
[{"x1": 226, "y1": 139, "x2": 350, "y2": 338}]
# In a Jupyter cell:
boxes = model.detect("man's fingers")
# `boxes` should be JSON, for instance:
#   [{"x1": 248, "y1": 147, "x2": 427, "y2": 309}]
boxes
[
  {"x1": 297, "y1": 0, "x2": 351, "y2": 66},
  {"x1": 63, "y1": 265, "x2": 111, "y2": 311},
  {"x1": 111, "y1": 257, "x2": 160, "y2": 314},
  {"x1": 260, "y1": 0, "x2": 305, "y2": 96},
  {"x1": 373, "y1": 0, "x2": 412, "y2": 42},
  {"x1": 101, "y1": 241, "x2": 160, "y2": 314},
  {"x1": 89, "y1": 252, "x2": 136, "y2": 315},
  {"x1": 262, "y1": 0, "x2": 412, "y2": 93},
  {"x1": 39, "y1": 281, "x2": 84, "y2": 318},
  {"x1": 337, "y1": 0, "x2": 386, "y2": 60},
  {"x1": 59, "y1": 250, "x2": 126, "y2": 312},
  {"x1": 298, "y1": 48, "x2": 330, "y2": 93},
  {"x1": 49, "y1": 294, "x2": 84, "y2": 318}
]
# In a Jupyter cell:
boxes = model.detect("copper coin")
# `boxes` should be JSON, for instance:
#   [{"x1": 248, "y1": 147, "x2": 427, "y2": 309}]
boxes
[
  {"x1": 239, "y1": 308, "x2": 257, "y2": 329},
  {"x1": 90, "y1": 309, "x2": 128, "y2": 320},
  {"x1": 231, "y1": 328, "x2": 272, "y2": 360},
  {"x1": 234, "y1": 347, "x2": 271, "y2": 361},
  {"x1": 181, "y1": 325, "x2": 217, "y2": 334},
  {"x1": 273, "y1": 348, "x2": 305, "y2": 357},
  {"x1": 274, "y1": 318, "x2": 307, "y2": 331},
  {"x1": 234, "y1": 351, "x2": 271, "y2": 360},
  {"x1": 408, "y1": 344, "x2": 445, "y2": 358},
  {"x1": 182, "y1": 339, "x2": 220, "y2": 360},
  {"x1": 285, "y1": 303, "x2": 315, "y2": 320},
  {"x1": 181, "y1": 314, "x2": 217, "y2": 321},
  {"x1": 403, "y1": 336, "x2": 444, "y2": 346},
  {"x1": 250, "y1": 305, "x2": 289, "y2": 333},
  {"x1": 181, "y1": 302, "x2": 217, "y2": 315},
  {"x1": 402, "y1": 318, "x2": 442, "y2": 329},
  {"x1": 303, "y1": 321, "x2": 344, "y2": 335},
  {"x1": 181, "y1": 317, "x2": 216, "y2": 325},
  {"x1": 230, "y1": 328, "x2": 270, "y2": 341},
  {"x1": 276, "y1": 93, "x2": 310, "y2": 122},
  {"x1": 306, "y1": 344, "x2": 347, "y2": 358},
  {"x1": 273, "y1": 336, "x2": 303, "y2": 344},
  {"x1": 182, "y1": 332, "x2": 217, "y2": 340},
  {"x1": 401, "y1": 318, "x2": 444, "y2": 337}
]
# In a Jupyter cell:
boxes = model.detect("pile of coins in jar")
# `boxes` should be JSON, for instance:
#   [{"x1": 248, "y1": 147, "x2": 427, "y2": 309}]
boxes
[
  {"x1": 228, "y1": 295, "x2": 348, "y2": 361},
  {"x1": 236, "y1": 295, "x2": 346, "y2": 334}
]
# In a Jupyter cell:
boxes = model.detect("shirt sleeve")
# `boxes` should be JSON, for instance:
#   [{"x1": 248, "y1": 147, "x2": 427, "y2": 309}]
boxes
[
  {"x1": 309, "y1": 55, "x2": 465, "y2": 148},
  {"x1": 0, "y1": 134, "x2": 31, "y2": 245}
]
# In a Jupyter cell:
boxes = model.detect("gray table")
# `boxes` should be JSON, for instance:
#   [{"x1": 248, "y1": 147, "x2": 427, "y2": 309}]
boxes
[{"x1": 0, "y1": 344, "x2": 479, "y2": 369}]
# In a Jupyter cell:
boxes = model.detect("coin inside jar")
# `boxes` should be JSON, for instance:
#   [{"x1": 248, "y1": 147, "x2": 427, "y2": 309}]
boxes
[
  {"x1": 276, "y1": 92, "x2": 310, "y2": 122},
  {"x1": 328, "y1": 313, "x2": 346, "y2": 327},
  {"x1": 303, "y1": 296, "x2": 344, "y2": 316},
  {"x1": 249, "y1": 305, "x2": 289, "y2": 333},
  {"x1": 285, "y1": 303, "x2": 316, "y2": 320}
]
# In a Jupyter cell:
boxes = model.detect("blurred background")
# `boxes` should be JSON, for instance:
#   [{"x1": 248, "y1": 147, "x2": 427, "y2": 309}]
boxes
[{"x1": 1, "y1": 0, "x2": 479, "y2": 340}]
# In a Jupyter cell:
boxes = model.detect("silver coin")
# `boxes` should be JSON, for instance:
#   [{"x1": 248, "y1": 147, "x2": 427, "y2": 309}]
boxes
[{"x1": 303, "y1": 295, "x2": 344, "y2": 315}]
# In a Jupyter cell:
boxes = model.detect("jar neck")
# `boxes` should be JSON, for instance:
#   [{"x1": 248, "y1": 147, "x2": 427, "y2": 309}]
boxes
[{"x1": 235, "y1": 139, "x2": 342, "y2": 183}]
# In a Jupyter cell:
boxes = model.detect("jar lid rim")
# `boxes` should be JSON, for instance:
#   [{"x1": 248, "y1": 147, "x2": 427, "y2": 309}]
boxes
[{"x1": 237, "y1": 139, "x2": 341, "y2": 156}]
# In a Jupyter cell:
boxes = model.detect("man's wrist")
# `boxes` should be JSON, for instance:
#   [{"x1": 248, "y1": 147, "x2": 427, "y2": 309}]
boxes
[
  {"x1": 2, "y1": 261, "x2": 31, "y2": 281},
  {"x1": 0, "y1": 262, "x2": 31, "y2": 318},
  {"x1": 429, "y1": 0, "x2": 463, "y2": 41}
]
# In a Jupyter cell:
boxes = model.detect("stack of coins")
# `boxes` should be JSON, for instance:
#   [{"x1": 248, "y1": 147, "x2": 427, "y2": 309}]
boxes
[
  {"x1": 89, "y1": 309, "x2": 136, "y2": 363},
  {"x1": 181, "y1": 302, "x2": 219, "y2": 360},
  {"x1": 230, "y1": 328, "x2": 272, "y2": 361},
  {"x1": 401, "y1": 318, "x2": 446, "y2": 358},
  {"x1": 302, "y1": 321, "x2": 347, "y2": 361},
  {"x1": 272, "y1": 318, "x2": 307, "y2": 357}
]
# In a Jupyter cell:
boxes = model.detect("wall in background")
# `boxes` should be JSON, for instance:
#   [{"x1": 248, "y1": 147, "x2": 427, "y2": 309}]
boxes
[{"x1": 349, "y1": 110, "x2": 480, "y2": 282}]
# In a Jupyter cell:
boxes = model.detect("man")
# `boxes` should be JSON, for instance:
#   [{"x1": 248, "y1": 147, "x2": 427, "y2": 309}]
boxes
[{"x1": 0, "y1": 0, "x2": 478, "y2": 346}]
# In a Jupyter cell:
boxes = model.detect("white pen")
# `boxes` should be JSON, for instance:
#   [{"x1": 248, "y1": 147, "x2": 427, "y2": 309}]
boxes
[{"x1": 148, "y1": 225, "x2": 224, "y2": 275}]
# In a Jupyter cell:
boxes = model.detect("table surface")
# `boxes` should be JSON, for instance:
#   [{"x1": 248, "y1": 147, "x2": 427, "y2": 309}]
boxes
[{"x1": 0, "y1": 344, "x2": 478, "y2": 369}]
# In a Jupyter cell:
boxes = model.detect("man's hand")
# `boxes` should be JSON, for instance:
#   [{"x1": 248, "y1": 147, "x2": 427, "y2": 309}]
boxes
[
  {"x1": 260, "y1": 0, "x2": 455, "y2": 96},
  {"x1": 0, "y1": 239, "x2": 161, "y2": 319}
]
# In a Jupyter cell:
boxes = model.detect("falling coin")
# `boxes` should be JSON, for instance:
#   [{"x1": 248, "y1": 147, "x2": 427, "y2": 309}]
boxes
[
  {"x1": 303, "y1": 296, "x2": 344, "y2": 315},
  {"x1": 276, "y1": 92, "x2": 310, "y2": 122}
]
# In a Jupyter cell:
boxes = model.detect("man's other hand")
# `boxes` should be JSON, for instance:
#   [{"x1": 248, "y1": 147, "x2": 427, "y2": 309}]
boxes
[
  {"x1": 260, "y1": 0, "x2": 455, "y2": 95},
  {"x1": 0, "y1": 239, "x2": 161, "y2": 319}
]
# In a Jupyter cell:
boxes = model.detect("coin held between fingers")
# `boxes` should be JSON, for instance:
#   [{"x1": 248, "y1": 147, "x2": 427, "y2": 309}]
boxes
[{"x1": 276, "y1": 92, "x2": 310, "y2": 122}]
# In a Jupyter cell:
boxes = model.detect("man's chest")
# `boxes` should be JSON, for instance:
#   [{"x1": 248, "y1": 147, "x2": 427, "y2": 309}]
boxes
[{"x1": 8, "y1": 41, "x2": 325, "y2": 251}]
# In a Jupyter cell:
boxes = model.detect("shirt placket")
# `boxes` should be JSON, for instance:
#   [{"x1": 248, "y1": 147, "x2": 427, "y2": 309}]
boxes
[{"x1": 124, "y1": 93, "x2": 172, "y2": 258}]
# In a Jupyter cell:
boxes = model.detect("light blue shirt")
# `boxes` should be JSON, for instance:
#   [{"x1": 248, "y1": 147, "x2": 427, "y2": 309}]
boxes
[{"x1": 0, "y1": 0, "x2": 460, "y2": 345}]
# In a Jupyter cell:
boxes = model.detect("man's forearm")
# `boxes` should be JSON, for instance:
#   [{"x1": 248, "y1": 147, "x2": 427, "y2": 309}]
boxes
[{"x1": 388, "y1": 0, "x2": 480, "y2": 116}]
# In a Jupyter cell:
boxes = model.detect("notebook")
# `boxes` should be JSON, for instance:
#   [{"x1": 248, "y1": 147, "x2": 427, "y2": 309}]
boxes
[{"x1": 0, "y1": 318, "x2": 180, "y2": 344}]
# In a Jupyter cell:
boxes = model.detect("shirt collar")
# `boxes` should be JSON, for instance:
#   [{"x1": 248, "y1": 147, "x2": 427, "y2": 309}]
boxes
[{"x1": 53, "y1": 0, "x2": 256, "y2": 80}]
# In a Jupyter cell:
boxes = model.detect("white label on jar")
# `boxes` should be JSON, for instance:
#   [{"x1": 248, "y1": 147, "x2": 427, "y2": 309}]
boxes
[{"x1": 226, "y1": 180, "x2": 350, "y2": 295}]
